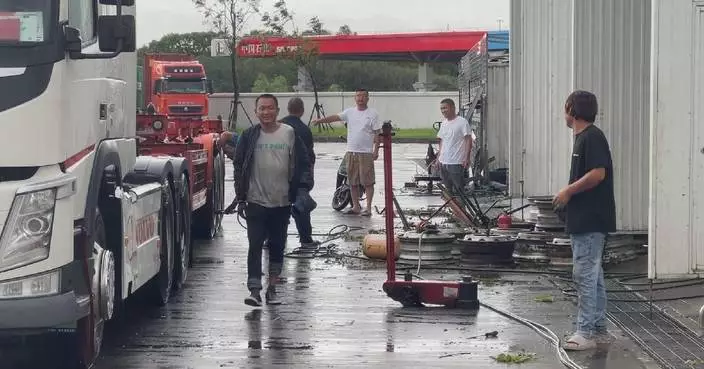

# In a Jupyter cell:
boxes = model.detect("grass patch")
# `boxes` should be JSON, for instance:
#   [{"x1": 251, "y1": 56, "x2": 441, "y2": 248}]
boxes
[
  {"x1": 311, "y1": 126, "x2": 438, "y2": 140},
  {"x1": 230, "y1": 125, "x2": 439, "y2": 140}
]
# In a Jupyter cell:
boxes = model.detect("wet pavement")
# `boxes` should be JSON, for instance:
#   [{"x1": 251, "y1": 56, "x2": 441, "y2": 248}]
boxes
[{"x1": 15, "y1": 143, "x2": 669, "y2": 368}]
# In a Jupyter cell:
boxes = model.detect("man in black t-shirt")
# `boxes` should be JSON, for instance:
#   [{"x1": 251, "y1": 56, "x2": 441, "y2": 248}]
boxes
[{"x1": 553, "y1": 90, "x2": 616, "y2": 351}]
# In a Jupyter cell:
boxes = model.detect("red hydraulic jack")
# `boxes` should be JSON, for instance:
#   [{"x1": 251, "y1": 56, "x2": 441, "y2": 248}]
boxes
[{"x1": 380, "y1": 122, "x2": 479, "y2": 309}]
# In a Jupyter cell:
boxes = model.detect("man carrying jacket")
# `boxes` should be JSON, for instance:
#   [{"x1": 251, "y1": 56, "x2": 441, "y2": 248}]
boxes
[
  {"x1": 227, "y1": 93, "x2": 314, "y2": 307},
  {"x1": 280, "y1": 97, "x2": 319, "y2": 250}
]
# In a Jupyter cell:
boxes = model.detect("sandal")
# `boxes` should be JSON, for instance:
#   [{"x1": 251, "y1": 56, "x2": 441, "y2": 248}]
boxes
[
  {"x1": 360, "y1": 209, "x2": 372, "y2": 217},
  {"x1": 342, "y1": 208, "x2": 360, "y2": 215},
  {"x1": 563, "y1": 334, "x2": 596, "y2": 351}
]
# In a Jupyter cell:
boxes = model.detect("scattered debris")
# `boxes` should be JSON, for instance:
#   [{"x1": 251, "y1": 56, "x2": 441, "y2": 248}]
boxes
[{"x1": 492, "y1": 352, "x2": 536, "y2": 364}]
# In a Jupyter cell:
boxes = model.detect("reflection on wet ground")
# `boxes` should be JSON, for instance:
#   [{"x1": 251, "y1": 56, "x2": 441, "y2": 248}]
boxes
[{"x1": 4, "y1": 144, "x2": 663, "y2": 369}]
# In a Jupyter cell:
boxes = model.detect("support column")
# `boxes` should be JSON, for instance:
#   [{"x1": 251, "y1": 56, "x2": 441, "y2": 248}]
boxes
[
  {"x1": 294, "y1": 66, "x2": 314, "y2": 92},
  {"x1": 413, "y1": 63, "x2": 437, "y2": 92}
]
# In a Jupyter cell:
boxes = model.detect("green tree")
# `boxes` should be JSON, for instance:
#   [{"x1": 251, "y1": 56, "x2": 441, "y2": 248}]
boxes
[
  {"x1": 251, "y1": 73, "x2": 290, "y2": 92},
  {"x1": 193, "y1": 0, "x2": 261, "y2": 130},
  {"x1": 336, "y1": 24, "x2": 352, "y2": 35}
]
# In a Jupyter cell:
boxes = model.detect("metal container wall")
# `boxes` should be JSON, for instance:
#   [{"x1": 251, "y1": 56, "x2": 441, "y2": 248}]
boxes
[
  {"x1": 508, "y1": 0, "x2": 523, "y2": 198},
  {"x1": 509, "y1": 0, "x2": 574, "y2": 199},
  {"x1": 573, "y1": 0, "x2": 652, "y2": 231},
  {"x1": 649, "y1": 1, "x2": 704, "y2": 279},
  {"x1": 509, "y1": 0, "x2": 652, "y2": 231},
  {"x1": 487, "y1": 63, "x2": 510, "y2": 170}
]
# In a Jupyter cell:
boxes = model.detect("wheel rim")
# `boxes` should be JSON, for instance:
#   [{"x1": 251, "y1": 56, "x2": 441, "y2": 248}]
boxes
[{"x1": 99, "y1": 249, "x2": 115, "y2": 320}]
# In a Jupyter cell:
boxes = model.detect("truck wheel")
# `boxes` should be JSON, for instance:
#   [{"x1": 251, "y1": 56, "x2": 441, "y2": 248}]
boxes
[
  {"x1": 174, "y1": 173, "x2": 191, "y2": 291},
  {"x1": 192, "y1": 148, "x2": 225, "y2": 239},
  {"x1": 73, "y1": 209, "x2": 114, "y2": 368},
  {"x1": 149, "y1": 179, "x2": 175, "y2": 306}
]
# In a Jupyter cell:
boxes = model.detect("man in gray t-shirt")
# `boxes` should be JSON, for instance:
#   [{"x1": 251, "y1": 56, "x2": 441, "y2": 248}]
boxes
[{"x1": 230, "y1": 93, "x2": 314, "y2": 307}]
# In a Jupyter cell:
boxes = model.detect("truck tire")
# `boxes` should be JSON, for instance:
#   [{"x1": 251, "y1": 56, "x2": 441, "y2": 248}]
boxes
[
  {"x1": 192, "y1": 148, "x2": 225, "y2": 239},
  {"x1": 73, "y1": 208, "x2": 113, "y2": 368},
  {"x1": 173, "y1": 172, "x2": 191, "y2": 291},
  {"x1": 148, "y1": 179, "x2": 176, "y2": 306}
]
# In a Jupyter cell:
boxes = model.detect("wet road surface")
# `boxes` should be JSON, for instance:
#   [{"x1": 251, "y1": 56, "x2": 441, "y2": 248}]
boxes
[{"x1": 32, "y1": 144, "x2": 668, "y2": 368}]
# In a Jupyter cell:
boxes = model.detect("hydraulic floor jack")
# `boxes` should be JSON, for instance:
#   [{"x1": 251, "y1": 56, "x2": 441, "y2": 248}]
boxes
[{"x1": 379, "y1": 122, "x2": 479, "y2": 309}]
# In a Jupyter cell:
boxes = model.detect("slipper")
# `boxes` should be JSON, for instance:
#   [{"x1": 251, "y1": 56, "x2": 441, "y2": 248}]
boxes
[
  {"x1": 563, "y1": 334, "x2": 596, "y2": 351},
  {"x1": 360, "y1": 209, "x2": 372, "y2": 217},
  {"x1": 342, "y1": 209, "x2": 360, "y2": 215}
]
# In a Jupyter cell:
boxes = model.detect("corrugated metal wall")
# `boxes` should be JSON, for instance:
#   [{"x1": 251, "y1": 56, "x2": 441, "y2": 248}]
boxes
[
  {"x1": 487, "y1": 63, "x2": 510, "y2": 170},
  {"x1": 648, "y1": 1, "x2": 703, "y2": 279},
  {"x1": 510, "y1": 0, "x2": 574, "y2": 198},
  {"x1": 508, "y1": 0, "x2": 523, "y2": 198},
  {"x1": 573, "y1": 0, "x2": 651, "y2": 231},
  {"x1": 509, "y1": 0, "x2": 652, "y2": 231}
]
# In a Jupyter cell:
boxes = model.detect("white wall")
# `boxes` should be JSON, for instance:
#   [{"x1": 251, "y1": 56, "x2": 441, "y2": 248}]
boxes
[
  {"x1": 509, "y1": 0, "x2": 652, "y2": 231},
  {"x1": 648, "y1": 1, "x2": 704, "y2": 279},
  {"x1": 209, "y1": 91, "x2": 458, "y2": 130}
]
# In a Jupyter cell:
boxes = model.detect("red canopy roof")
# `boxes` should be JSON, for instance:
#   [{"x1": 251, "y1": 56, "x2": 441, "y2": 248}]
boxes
[{"x1": 237, "y1": 31, "x2": 487, "y2": 63}]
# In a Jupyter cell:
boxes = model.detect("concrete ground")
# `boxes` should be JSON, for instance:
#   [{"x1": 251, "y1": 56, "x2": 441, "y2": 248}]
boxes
[{"x1": 26, "y1": 143, "x2": 668, "y2": 368}]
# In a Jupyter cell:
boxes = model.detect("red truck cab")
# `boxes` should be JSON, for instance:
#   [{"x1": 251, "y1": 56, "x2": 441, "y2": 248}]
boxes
[{"x1": 142, "y1": 53, "x2": 214, "y2": 117}]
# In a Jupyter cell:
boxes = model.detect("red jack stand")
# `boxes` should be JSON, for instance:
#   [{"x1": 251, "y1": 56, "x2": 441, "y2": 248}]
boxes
[{"x1": 379, "y1": 122, "x2": 479, "y2": 309}]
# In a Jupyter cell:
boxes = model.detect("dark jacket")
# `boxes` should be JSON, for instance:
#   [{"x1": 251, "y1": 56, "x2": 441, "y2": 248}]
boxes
[
  {"x1": 232, "y1": 123, "x2": 314, "y2": 204},
  {"x1": 281, "y1": 114, "x2": 315, "y2": 166}
]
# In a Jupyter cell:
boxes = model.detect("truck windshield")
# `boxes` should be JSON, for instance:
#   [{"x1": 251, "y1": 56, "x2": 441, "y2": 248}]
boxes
[
  {"x1": 164, "y1": 79, "x2": 207, "y2": 94},
  {"x1": 0, "y1": 0, "x2": 51, "y2": 45}
]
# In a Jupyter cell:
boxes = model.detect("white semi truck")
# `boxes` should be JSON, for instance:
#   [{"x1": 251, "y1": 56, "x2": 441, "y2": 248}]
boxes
[{"x1": 0, "y1": 1, "x2": 221, "y2": 367}]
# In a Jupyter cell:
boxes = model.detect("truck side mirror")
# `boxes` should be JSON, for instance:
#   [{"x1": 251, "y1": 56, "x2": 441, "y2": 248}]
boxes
[
  {"x1": 98, "y1": 15, "x2": 136, "y2": 53},
  {"x1": 206, "y1": 80, "x2": 214, "y2": 94}
]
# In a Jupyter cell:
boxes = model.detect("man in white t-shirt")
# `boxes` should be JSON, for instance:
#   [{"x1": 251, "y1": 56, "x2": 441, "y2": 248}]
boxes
[
  {"x1": 434, "y1": 98, "x2": 475, "y2": 195},
  {"x1": 313, "y1": 89, "x2": 382, "y2": 216}
]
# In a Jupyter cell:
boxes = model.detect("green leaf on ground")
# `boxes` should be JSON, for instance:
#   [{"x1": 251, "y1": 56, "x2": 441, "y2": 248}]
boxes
[
  {"x1": 534, "y1": 294, "x2": 554, "y2": 303},
  {"x1": 492, "y1": 352, "x2": 536, "y2": 364}
]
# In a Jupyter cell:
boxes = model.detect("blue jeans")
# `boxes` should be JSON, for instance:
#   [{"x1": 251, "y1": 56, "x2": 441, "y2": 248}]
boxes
[{"x1": 570, "y1": 232, "x2": 607, "y2": 338}]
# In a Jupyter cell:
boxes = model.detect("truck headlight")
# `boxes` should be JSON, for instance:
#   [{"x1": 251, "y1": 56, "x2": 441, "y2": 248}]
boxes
[
  {"x1": 0, "y1": 269, "x2": 60, "y2": 299},
  {"x1": 0, "y1": 188, "x2": 56, "y2": 273}
]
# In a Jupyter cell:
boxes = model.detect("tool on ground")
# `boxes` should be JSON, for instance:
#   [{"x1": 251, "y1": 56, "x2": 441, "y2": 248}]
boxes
[{"x1": 380, "y1": 121, "x2": 479, "y2": 309}]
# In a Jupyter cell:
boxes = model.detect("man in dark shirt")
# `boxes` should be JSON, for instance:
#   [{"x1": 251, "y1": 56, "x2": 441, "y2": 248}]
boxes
[
  {"x1": 553, "y1": 90, "x2": 616, "y2": 351},
  {"x1": 281, "y1": 98, "x2": 319, "y2": 249}
]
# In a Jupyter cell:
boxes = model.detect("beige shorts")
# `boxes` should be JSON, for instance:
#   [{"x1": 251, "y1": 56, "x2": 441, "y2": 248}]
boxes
[{"x1": 345, "y1": 152, "x2": 375, "y2": 186}]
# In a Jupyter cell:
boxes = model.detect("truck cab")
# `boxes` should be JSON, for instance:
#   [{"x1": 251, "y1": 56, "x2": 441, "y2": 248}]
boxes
[
  {"x1": 141, "y1": 54, "x2": 214, "y2": 117},
  {"x1": 0, "y1": 1, "x2": 204, "y2": 367}
]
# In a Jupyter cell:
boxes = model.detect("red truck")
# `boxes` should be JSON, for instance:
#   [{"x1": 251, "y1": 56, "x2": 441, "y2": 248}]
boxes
[{"x1": 136, "y1": 53, "x2": 226, "y2": 242}]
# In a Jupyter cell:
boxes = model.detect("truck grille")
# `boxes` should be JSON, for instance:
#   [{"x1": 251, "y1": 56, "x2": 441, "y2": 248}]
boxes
[
  {"x1": 0, "y1": 167, "x2": 38, "y2": 182},
  {"x1": 169, "y1": 105, "x2": 203, "y2": 115}
]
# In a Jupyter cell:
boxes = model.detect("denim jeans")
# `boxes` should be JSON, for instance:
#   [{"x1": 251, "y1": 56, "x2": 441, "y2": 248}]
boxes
[
  {"x1": 570, "y1": 232, "x2": 607, "y2": 338},
  {"x1": 292, "y1": 208, "x2": 313, "y2": 244},
  {"x1": 245, "y1": 203, "x2": 290, "y2": 291}
]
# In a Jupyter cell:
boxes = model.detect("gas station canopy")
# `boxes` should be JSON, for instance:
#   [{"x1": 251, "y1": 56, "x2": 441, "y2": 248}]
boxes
[{"x1": 236, "y1": 31, "x2": 488, "y2": 63}]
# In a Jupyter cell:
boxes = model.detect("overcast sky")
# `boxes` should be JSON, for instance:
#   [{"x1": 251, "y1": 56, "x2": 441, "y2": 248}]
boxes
[{"x1": 136, "y1": 0, "x2": 510, "y2": 46}]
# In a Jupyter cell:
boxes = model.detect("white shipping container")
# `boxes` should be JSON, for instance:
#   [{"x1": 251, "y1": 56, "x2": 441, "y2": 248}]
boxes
[
  {"x1": 572, "y1": 0, "x2": 652, "y2": 231},
  {"x1": 509, "y1": 0, "x2": 574, "y2": 200},
  {"x1": 649, "y1": 1, "x2": 704, "y2": 279},
  {"x1": 487, "y1": 63, "x2": 510, "y2": 171},
  {"x1": 509, "y1": 0, "x2": 652, "y2": 231}
]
